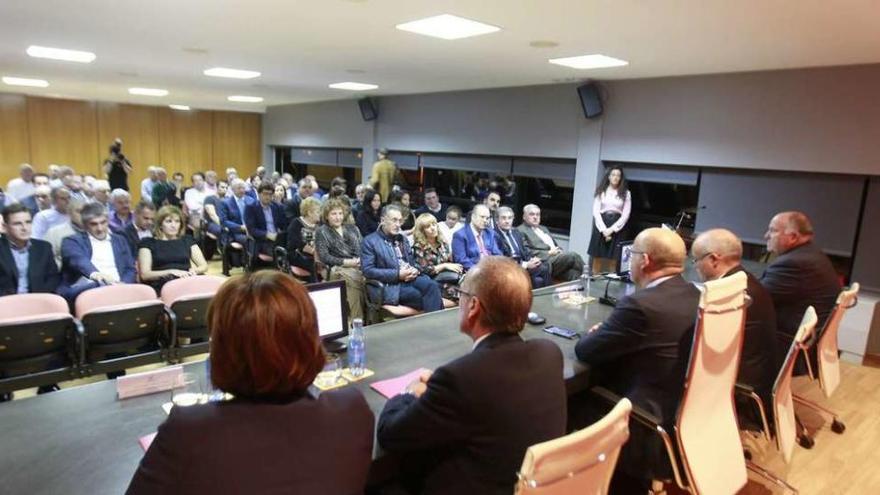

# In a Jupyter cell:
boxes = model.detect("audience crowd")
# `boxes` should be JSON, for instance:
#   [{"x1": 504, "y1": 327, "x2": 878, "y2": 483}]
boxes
[{"x1": 0, "y1": 158, "x2": 846, "y2": 494}]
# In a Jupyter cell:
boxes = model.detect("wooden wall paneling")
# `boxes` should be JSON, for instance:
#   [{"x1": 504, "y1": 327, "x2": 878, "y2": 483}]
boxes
[
  {"x1": 158, "y1": 108, "x2": 213, "y2": 181},
  {"x1": 0, "y1": 93, "x2": 31, "y2": 186},
  {"x1": 212, "y1": 111, "x2": 262, "y2": 173},
  {"x1": 27, "y1": 96, "x2": 100, "y2": 175},
  {"x1": 97, "y1": 102, "x2": 160, "y2": 201}
]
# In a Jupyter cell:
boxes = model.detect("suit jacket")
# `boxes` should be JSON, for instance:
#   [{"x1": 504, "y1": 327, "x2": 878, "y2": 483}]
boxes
[
  {"x1": 59, "y1": 232, "x2": 137, "y2": 288},
  {"x1": 361, "y1": 229, "x2": 416, "y2": 305},
  {"x1": 126, "y1": 388, "x2": 374, "y2": 495},
  {"x1": 574, "y1": 275, "x2": 700, "y2": 478},
  {"x1": 244, "y1": 201, "x2": 288, "y2": 241},
  {"x1": 0, "y1": 237, "x2": 60, "y2": 296},
  {"x1": 219, "y1": 195, "x2": 255, "y2": 232},
  {"x1": 760, "y1": 242, "x2": 840, "y2": 341},
  {"x1": 378, "y1": 332, "x2": 567, "y2": 495},
  {"x1": 495, "y1": 228, "x2": 531, "y2": 261},
  {"x1": 516, "y1": 224, "x2": 556, "y2": 262},
  {"x1": 728, "y1": 266, "x2": 779, "y2": 397},
  {"x1": 451, "y1": 226, "x2": 501, "y2": 270}
]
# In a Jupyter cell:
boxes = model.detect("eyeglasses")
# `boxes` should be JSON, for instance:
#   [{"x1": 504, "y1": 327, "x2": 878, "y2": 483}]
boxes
[
  {"x1": 690, "y1": 252, "x2": 713, "y2": 264},
  {"x1": 450, "y1": 286, "x2": 474, "y2": 299}
]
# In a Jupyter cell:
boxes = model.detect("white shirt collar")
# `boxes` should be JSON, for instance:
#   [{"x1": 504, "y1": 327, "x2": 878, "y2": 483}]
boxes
[
  {"x1": 472, "y1": 333, "x2": 491, "y2": 350},
  {"x1": 646, "y1": 275, "x2": 676, "y2": 289}
]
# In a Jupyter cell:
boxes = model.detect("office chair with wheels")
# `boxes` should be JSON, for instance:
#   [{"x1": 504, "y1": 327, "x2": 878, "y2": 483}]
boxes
[{"x1": 516, "y1": 398, "x2": 632, "y2": 495}]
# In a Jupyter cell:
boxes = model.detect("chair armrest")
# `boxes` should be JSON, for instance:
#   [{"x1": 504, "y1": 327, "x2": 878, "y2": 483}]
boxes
[
  {"x1": 73, "y1": 319, "x2": 86, "y2": 375},
  {"x1": 734, "y1": 383, "x2": 771, "y2": 442},
  {"x1": 365, "y1": 279, "x2": 387, "y2": 305},
  {"x1": 589, "y1": 386, "x2": 687, "y2": 491},
  {"x1": 163, "y1": 306, "x2": 177, "y2": 351}
]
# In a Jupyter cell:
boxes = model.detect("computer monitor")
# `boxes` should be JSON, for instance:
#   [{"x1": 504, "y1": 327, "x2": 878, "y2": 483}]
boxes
[
  {"x1": 306, "y1": 280, "x2": 350, "y2": 351},
  {"x1": 616, "y1": 241, "x2": 634, "y2": 280}
]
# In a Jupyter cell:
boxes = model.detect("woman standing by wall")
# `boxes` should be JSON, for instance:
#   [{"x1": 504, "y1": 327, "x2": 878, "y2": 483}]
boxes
[{"x1": 587, "y1": 166, "x2": 631, "y2": 274}]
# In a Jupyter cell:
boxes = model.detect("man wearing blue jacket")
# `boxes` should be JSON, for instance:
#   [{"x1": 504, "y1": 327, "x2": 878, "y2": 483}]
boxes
[{"x1": 362, "y1": 204, "x2": 442, "y2": 313}]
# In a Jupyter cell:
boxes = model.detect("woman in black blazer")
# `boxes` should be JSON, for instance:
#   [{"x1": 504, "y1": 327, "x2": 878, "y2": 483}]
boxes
[{"x1": 127, "y1": 271, "x2": 374, "y2": 495}]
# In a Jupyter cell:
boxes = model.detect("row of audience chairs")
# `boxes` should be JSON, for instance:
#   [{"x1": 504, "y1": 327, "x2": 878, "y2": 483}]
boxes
[
  {"x1": 0, "y1": 275, "x2": 226, "y2": 395},
  {"x1": 516, "y1": 276, "x2": 859, "y2": 494}
]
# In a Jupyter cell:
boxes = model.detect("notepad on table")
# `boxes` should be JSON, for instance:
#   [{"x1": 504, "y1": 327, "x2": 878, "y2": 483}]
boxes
[
  {"x1": 138, "y1": 432, "x2": 157, "y2": 451},
  {"x1": 370, "y1": 368, "x2": 430, "y2": 399}
]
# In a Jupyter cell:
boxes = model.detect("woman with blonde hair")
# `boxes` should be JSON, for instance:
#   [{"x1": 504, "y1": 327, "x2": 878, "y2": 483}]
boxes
[
  {"x1": 138, "y1": 205, "x2": 208, "y2": 292},
  {"x1": 412, "y1": 212, "x2": 463, "y2": 297},
  {"x1": 286, "y1": 196, "x2": 322, "y2": 282}
]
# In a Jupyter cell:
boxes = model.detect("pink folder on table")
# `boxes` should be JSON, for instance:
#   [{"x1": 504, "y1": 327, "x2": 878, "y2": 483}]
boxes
[
  {"x1": 370, "y1": 368, "x2": 430, "y2": 399},
  {"x1": 138, "y1": 432, "x2": 157, "y2": 451}
]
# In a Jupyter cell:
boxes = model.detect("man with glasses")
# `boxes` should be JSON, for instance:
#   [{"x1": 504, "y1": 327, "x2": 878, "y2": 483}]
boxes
[
  {"x1": 362, "y1": 204, "x2": 442, "y2": 313},
  {"x1": 691, "y1": 228, "x2": 778, "y2": 428},
  {"x1": 378, "y1": 256, "x2": 566, "y2": 494},
  {"x1": 452, "y1": 204, "x2": 501, "y2": 271},
  {"x1": 573, "y1": 227, "x2": 700, "y2": 494}
]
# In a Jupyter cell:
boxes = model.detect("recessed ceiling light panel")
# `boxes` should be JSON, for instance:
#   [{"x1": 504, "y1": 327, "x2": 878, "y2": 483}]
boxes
[
  {"x1": 169, "y1": 104, "x2": 191, "y2": 111},
  {"x1": 328, "y1": 81, "x2": 378, "y2": 91},
  {"x1": 128, "y1": 87, "x2": 169, "y2": 96},
  {"x1": 2, "y1": 76, "x2": 50, "y2": 88},
  {"x1": 204, "y1": 67, "x2": 261, "y2": 79},
  {"x1": 548, "y1": 54, "x2": 628, "y2": 69},
  {"x1": 27, "y1": 45, "x2": 96, "y2": 63},
  {"x1": 227, "y1": 95, "x2": 264, "y2": 102},
  {"x1": 395, "y1": 14, "x2": 500, "y2": 40}
]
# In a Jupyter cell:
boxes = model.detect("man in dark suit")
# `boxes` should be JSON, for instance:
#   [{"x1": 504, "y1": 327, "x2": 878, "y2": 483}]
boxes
[
  {"x1": 362, "y1": 204, "x2": 443, "y2": 313},
  {"x1": 244, "y1": 182, "x2": 289, "y2": 266},
  {"x1": 413, "y1": 187, "x2": 447, "y2": 222},
  {"x1": 518, "y1": 203, "x2": 585, "y2": 282},
  {"x1": 219, "y1": 179, "x2": 254, "y2": 248},
  {"x1": 495, "y1": 206, "x2": 550, "y2": 288},
  {"x1": 761, "y1": 211, "x2": 840, "y2": 372},
  {"x1": 0, "y1": 204, "x2": 60, "y2": 295},
  {"x1": 692, "y1": 228, "x2": 778, "y2": 427},
  {"x1": 58, "y1": 202, "x2": 137, "y2": 304},
  {"x1": 283, "y1": 178, "x2": 315, "y2": 222},
  {"x1": 574, "y1": 228, "x2": 700, "y2": 494},
  {"x1": 120, "y1": 200, "x2": 155, "y2": 259},
  {"x1": 378, "y1": 257, "x2": 567, "y2": 495},
  {"x1": 451, "y1": 204, "x2": 502, "y2": 271}
]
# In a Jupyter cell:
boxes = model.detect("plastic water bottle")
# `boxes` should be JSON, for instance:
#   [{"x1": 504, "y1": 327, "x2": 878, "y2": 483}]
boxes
[
  {"x1": 348, "y1": 318, "x2": 366, "y2": 378},
  {"x1": 580, "y1": 264, "x2": 592, "y2": 297}
]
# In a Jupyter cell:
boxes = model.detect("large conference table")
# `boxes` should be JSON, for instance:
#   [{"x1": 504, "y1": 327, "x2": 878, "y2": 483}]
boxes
[{"x1": 0, "y1": 265, "x2": 761, "y2": 495}]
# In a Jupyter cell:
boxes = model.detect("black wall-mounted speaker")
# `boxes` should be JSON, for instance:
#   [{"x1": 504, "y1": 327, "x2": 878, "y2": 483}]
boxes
[
  {"x1": 576, "y1": 83, "x2": 603, "y2": 118},
  {"x1": 358, "y1": 98, "x2": 378, "y2": 121}
]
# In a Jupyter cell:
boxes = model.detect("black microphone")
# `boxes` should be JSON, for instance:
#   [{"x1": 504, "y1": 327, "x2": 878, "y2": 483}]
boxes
[{"x1": 599, "y1": 278, "x2": 618, "y2": 307}]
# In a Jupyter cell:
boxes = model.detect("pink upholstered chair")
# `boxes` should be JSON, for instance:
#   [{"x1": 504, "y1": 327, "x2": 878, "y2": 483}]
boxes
[
  {"x1": 793, "y1": 283, "x2": 859, "y2": 444},
  {"x1": 515, "y1": 398, "x2": 632, "y2": 495},
  {"x1": 160, "y1": 275, "x2": 227, "y2": 359},
  {"x1": 75, "y1": 284, "x2": 171, "y2": 375},
  {"x1": 0, "y1": 293, "x2": 81, "y2": 393}
]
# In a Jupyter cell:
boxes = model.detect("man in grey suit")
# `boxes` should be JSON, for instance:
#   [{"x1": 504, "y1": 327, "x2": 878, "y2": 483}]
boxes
[
  {"x1": 761, "y1": 211, "x2": 840, "y2": 373},
  {"x1": 517, "y1": 203, "x2": 584, "y2": 282}
]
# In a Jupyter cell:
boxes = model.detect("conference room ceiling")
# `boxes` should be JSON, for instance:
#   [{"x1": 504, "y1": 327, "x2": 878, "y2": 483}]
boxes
[{"x1": 1, "y1": 0, "x2": 878, "y2": 112}]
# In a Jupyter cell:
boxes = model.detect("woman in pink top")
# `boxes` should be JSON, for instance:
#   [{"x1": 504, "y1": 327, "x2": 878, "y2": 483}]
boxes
[{"x1": 588, "y1": 166, "x2": 631, "y2": 273}]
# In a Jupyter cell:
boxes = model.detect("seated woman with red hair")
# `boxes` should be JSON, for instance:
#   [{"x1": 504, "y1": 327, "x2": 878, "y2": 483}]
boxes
[{"x1": 126, "y1": 271, "x2": 374, "y2": 494}]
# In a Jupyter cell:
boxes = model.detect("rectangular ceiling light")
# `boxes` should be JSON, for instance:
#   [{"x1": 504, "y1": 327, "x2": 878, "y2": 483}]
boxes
[
  {"x1": 328, "y1": 82, "x2": 378, "y2": 91},
  {"x1": 2, "y1": 76, "x2": 50, "y2": 88},
  {"x1": 227, "y1": 95, "x2": 263, "y2": 102},
  {"x1": 548, "y1": 54, "x2": 629, "y2": 69},
  {"x1": 395, "y1": 14, "x2": 500, "y2": 40},
  {"x1": 204, "y1": 67, "x2": 261, "y2": 79},
  {"x1": 128, "y1": 87, "x2": 169, "y2": 96},
  {"x1": 26, "y1": 45, "x2": 96, "y2": 63},
  {"x1": 169, "y1": 104, "x2": 191, "y2": 111}
]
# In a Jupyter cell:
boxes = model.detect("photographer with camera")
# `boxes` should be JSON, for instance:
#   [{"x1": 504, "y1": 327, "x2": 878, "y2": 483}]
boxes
[{"x1": 103, "y1": 138, "x2": 132, "y2": 192}]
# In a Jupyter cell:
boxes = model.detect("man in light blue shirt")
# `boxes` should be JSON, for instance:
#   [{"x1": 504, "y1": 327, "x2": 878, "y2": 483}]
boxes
[{"x1": 32, "y1": 187, "x2": 71, "y2": 240}]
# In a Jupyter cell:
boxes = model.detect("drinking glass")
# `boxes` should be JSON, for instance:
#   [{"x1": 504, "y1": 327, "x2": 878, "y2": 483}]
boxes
[
  {"x1": 314, "y1": 353, "x2": 343, "y2": 388},
  {"x1": 171, "y1": 372, "x2": 203, "y2": 407}
]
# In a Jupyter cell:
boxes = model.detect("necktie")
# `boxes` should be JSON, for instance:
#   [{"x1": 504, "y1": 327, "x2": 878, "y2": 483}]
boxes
[
  {"x1": 476, "y1": 232, "x2": 488, "y2": 257},
  {"x1": 505, "y1": 231, "x2": 518, "y2": 257},
  {"x1": 237, "y1": 198, "x2": 245, "y2": 220}
]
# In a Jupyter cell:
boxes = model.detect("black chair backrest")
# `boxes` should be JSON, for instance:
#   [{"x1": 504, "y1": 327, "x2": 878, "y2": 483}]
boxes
[
  {"x1": 81, "y1": 302, "x2": 167, "y2": 360},
  {"x1": 171, "y1": 297, "x2": 212, "y2": 339},
  {"x1": 0, "y1": 316, "x2": 77, "y2": 376}
]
